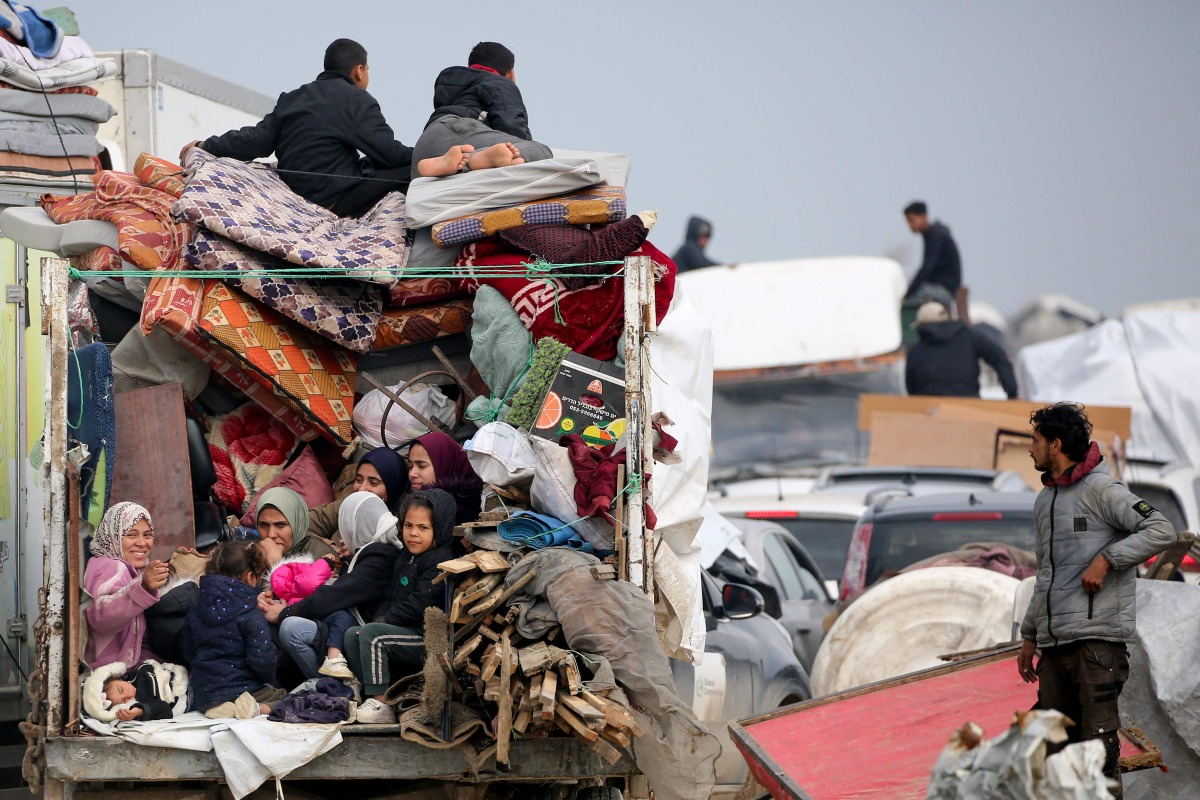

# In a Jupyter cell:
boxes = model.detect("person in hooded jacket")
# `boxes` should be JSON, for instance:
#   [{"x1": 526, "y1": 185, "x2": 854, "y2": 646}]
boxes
[
  {"x1": 182, "y1": 541, "x2": 286, "y2": 719},
  {"x1": 408, "y1": 430, "x2": 485, "y2": 526},
  {"x1": 184, "y1": 39, "x2": 477, "y2": 219},
  {"x1": 672, "y1": 216, "x2": 719, "y2": 272},
  {"x1": 905, "y1": 301, "x2": 1019, "y2": 399},
  {"x1": 1017, "y1": 403, "x2": 1175, "y2": 798},
  {"x1": 344, "y1": 489, "x2": 458, "y2": 724},
  {"x1": 308, "y1": 446, "x2": 409, "y2": 542},
  {"x1": 410, "y1": 41, "x2": 553, "y2": 179},
  {"x1": 260, "y1": 492, "x2": 404, "y2": 682}
]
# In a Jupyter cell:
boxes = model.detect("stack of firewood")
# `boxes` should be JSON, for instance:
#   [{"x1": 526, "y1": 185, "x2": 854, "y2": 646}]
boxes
[{"x1": 432, "y1": 545, "x2": 643, "y2": 766}]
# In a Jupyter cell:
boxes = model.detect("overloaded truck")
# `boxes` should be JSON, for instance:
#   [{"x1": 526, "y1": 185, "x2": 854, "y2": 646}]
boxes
[{"x1": 2, "y1": 50, "x2": 761, "y2": 800}]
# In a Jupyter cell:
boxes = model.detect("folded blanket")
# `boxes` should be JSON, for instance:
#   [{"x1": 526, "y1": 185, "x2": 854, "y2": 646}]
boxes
[
  {"x1": 0, "y1": 1, "x2": 62, "y2": 60},
  {"x1": 499, "y1": 215, "x2": 650, "y2": 290},
  {"x1": 188, "y1": 228, "x2": 385, "y2": 354},
  {"x1": 498, "y1": 510, "x2": 593, "y2": 553},
  {"x1": 431, "y1": 186, "x2": 627, "y2": 249},
  {"x1": 176, "y1": 149, "x2": 410, "y2": 287},
  {"x1": 42, "y1": 169, "x2": 191, "y2": 269},
  {"x1": 135, "y1": 153, "x2": 185, "y2": 197},
  {"x1": 0, "y1": 151, "x2": 95, "y2": 187},
  {"x1": 372, "y1": 298, "x2": 472, "y2": 351},
  {"x1": 0, "y1": 86, "x2": 114, "y2": 120},
  {"x1": 0, "y1": 109, "x2": 99, "y2": 133},
  {"x1": 0, "y1": 32, "x2": 90, "y2": 70},
  {"x1": 387, "y1": 276, "x2": 468, "y2": 309},
  {"x1": 0, "y1": 129, "x2": 101, "y2": 156},
  {"x1": 0, "y1": 55, "x2": 116, "y2": 90},
  {"x1": 0, "y1": 81, "x2": 96, "y2": 95}
]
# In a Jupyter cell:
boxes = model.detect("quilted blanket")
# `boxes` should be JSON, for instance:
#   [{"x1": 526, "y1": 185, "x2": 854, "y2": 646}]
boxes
[
  {"x1": 134, "y1": 153, "x2": 185, "y2": 198},
  {"x1": 373, "y1": 298, "x2": 473, "y2": 351},
  {"x1": 456, "y1": 239, "x2": 676, "y2": 361},
  {"x1": 388, "y1": 276, "x2": 468, "y2": 308},
  {"x1": 205, "y1": 402, "x2": 298, "y2": 515},
  {"x1": 141, "y1": 268, "x2": 357, "y2": 445},
  {"x1": 188, "y1": 228, "x2": 384, "y2": 354},
  {"x1": 175, "y1": 149, "x2": 410, "y2": 286},
  {"x1": 42, "y1": 168, "x2": 190, "y2": 269},
  {"x1": 431, "y1": 186, "x2": 627, "y2": 249}
]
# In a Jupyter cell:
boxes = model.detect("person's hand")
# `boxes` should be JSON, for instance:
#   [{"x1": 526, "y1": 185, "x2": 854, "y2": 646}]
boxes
[
  {"x1": 257, "y1": 592, "x2": 274, "y2": 613},
  {"x1": 262, "y1": 600, "x2": 284, "y2": 624},
  {"x1": 179, "y1": 140, "x2": 200, "y2": 161},
  {"x1": 334, "y1": 541, "x2": 351, "y2": 560},
  {"x1": 141, "y1": 560, "x2": 170, "y2": 592},
  {"x1": 1017, "y1": 639, "x2": 1039, "y2": 683},
  {"x1": 1081, "y1": 553, "x2": 1111, "y2": 592},
  {"x1": 115, "y1": 707, "x2": 143, "y2": 721}
]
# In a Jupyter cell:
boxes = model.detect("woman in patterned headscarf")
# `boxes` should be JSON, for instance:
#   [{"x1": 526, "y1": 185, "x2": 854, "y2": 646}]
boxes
[{"x1": 83, "y1": 502, "x2": 171, "y2": 668}]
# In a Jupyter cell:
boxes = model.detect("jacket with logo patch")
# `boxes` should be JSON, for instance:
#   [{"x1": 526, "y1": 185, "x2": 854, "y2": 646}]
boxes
[{"x1": 1020, "y1": 442, "x2": 1176, "y2": 648}]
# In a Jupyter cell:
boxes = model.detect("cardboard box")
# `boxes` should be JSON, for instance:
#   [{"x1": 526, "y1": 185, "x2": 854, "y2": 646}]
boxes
[{"x1": 532, "y1": 354, "x2": 626, "y2": 447}]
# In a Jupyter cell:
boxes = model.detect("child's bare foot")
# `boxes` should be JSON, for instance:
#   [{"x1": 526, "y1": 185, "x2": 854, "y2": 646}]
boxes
[
  {"x1": 467, "y1": 142, "x2": 525, "y2": 171},
  {"x1": 259, "y1": 703, "x2": 271, "y2": 715},
  {"x1": 416, "y1": 145, "x2": 475, "y2": 177}
]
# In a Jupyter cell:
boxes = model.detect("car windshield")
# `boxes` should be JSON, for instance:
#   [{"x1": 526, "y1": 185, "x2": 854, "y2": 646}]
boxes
[
  {"x1": 712, "y1": 366, "x2": 904, "y2": 469},
  {"x1": 769, "y1": 517, "x2": 858, "y2": 580},
  {"x1": 866, "y1": 515, "x2": 1037, "y2": 587}
]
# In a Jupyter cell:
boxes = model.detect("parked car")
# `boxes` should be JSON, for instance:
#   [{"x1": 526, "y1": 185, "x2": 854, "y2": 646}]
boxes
[
  {"x1": 840, "y1": 491, "x2": 1038, "y2": 601},
  {"x1": 673, "y1": 571, "x2": 811, "y2": 798},
  {"x1": 810, "y1": 465, "x2": 1032, "y2": 500},
  {"x1": 722, "y1": 517, "x2": 836, "y2": 671},
  {"x1": 711, "y1": 487, "x2": 865, "y2": 596}
]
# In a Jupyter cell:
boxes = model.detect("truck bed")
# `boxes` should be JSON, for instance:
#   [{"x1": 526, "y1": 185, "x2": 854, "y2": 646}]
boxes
[{"x1": 45, "y1": 729, "x2": 633, "y2": 784}]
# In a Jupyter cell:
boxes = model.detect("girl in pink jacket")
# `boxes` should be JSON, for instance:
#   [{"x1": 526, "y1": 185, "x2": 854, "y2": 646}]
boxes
[
  {"x1": 84, "y1": 502, "x2": 171, "y2": 668},
  {"x1": 259, "y1": 537, "x2": 339, "y2": 606}
]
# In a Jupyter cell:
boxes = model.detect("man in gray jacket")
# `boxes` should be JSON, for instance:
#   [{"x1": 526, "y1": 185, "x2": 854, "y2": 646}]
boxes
[{"x1": 1017, "y1": 402, "x2": 1175, "y2": 798}]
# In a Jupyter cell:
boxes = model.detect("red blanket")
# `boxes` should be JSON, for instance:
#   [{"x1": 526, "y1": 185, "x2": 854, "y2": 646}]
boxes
[{"x1": 455, "y1": 240, "x2": 676, "y2": 361}]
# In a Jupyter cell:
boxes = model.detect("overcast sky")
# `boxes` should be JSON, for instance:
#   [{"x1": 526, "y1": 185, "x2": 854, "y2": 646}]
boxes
[{"x1": 64, "y1": 0, "x2": 1199, "y2": 316}]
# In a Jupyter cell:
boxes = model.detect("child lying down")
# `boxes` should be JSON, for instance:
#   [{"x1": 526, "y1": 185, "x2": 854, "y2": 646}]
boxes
[{"x1": 83, "y1": 660, "x2": 189, "y2": 723}]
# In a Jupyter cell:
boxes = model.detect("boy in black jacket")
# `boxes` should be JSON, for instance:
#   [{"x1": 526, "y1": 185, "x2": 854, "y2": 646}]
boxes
[
  {"x1": 410, "y1": 41, "x2": 553, "y2": 179},
  {"x1": 344, "y1": 489, "x2": 458, "y2": 724}
]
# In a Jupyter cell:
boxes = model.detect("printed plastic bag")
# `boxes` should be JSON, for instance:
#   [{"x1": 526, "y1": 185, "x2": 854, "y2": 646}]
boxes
[{"x1": 466, "y1": 422, "x2": 536, "y2": 487}]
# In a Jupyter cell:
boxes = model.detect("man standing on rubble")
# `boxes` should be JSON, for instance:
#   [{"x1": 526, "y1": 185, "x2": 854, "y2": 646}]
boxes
[
  {"x1": 1018, "y1": 402, "x2": 1176, "y2": 798},
  {"x1": 183, "y1": 39, "x2": 472, "y2": 218},
  {"x1": 902, "y1": 201, "x2": 961, "y2": 303}
]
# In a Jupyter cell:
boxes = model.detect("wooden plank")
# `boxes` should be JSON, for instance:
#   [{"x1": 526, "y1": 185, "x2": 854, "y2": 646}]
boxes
[
  {"x1": 581, "y1": 691, "x2": 646, "y2": 737},
  {"x1": 438, "y1": 557, "x2": 479, "y2": 574},
  {"x1": 857, "y1": 393, "x2": 1132, "y2": 441},
  {"x1": 453, "y1": 634, "x2": 483, "y2": 670},
  {"x1": 497, "y1": 632, "x2": 512, "y2": 766},
  {"x1": 560, "y1": 659, "x2": 582, "y2": 695},
  {"x1": 480, "y1": 644, "x2": 502, "y2": 683},
  {"x1": 471, "y1": 550, "x2": 510, "y2": 573},
  {"x1": 599, "y1": 727, "x2": 631, "y2": 749},
  {"x1": 867, "y1": 412, "x2": 997, "y2": 470},
  {"x1": 466, "y1": 569, "x2": 537, "y2": 620},
  {"x1": 110, "y1": 383, "x2": 194, "y2": 560},
  {"x1": 538, "y1": 669, "x2": 558, "y2": 720},
  {"x1": 587, "y1": 737, "x2": 624, "y2": 766},
  {"x1": 513, "y1": 708, "x2": 532, "y2": 735},
  {"x1": 558, "y1": 692, "x2": 605, "y2": 725},
  {"x1": 555, "y1": 704, "x2": 598, "y2": 742}
]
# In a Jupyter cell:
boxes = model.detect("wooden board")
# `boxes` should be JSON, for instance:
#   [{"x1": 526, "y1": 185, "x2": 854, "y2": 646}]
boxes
[
  {"x1": 867, "y1": 413, "x2": 997, "y2": 470},
  {"x1": 110, "y1": 383, "x2": 194, "y2": 561},
  {"x1": 858, "y1": 394, "x2": 1132, "y2": 441}
]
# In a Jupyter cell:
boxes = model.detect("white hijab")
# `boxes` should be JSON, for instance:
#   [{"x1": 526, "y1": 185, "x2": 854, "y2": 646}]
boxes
[{"x1": 338, "y1": 491, "x2": 400, "y2": 555}]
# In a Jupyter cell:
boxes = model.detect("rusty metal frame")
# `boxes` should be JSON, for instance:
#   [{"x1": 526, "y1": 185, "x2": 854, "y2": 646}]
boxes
[{"x1": 622, "y1": 255, "x2": 655, "y2": 597}]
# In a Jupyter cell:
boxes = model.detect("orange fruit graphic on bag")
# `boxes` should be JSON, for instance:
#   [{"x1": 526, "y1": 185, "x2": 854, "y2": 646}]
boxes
[{"x1": 535, "y1": 391, "x2": 564, "y2": 430}]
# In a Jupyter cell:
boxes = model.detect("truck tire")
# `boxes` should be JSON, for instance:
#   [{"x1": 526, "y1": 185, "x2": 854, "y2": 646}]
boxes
[{"x1": 576, "y1": 788, "x2": 623, "y2": 800}]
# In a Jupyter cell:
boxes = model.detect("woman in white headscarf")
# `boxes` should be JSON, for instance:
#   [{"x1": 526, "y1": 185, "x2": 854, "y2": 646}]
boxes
[
  {"x1": 259, "y1": 492, "x2": 404, "y2": 680},
  {"x1": 84, "y1": 502, "x2": 171, "y2": 668}
]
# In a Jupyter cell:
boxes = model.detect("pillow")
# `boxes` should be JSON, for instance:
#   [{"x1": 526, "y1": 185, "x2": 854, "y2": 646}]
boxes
[
  {"x1": 430, "y1": 186, "x2": 627, "y2": 249},
  {"x1": 373, "y1": 298, "x2": 473, "y2": 351},
  {"x1": 239, "y1": 445, "x2": 334, "y2": 526},
  {"x1": 206, "y1": 402, "x2": 297, "y2": 514}
]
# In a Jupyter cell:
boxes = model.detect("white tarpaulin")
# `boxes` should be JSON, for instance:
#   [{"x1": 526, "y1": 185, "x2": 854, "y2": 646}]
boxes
[{"x1": 1017, "y1": 310, "x2": 1200, "y2": 464}]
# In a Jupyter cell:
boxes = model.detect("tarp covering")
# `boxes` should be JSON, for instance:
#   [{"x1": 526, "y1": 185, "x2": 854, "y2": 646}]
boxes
[{"x1": 1017, "y1": 310, "x2": 1200, "y2": 464}]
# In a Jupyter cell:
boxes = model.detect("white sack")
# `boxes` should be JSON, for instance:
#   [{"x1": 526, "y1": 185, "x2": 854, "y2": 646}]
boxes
[
  {"x1": 466, "y1": 422, "x2": 536, "y2": 487},
  {"x1": 353, "y1": 383, "x2": 456, "y2": 449}
]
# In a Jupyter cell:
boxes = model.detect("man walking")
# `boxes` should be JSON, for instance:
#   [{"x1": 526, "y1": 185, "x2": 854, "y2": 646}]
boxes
[
  {"x1": 902, "y1": 201, "x2": 961, "y2": 302},
  {"x1": 1017, "y1": 403, "x2": 1175, "y2": 798},
  {"x1": 905, "y1": 301, "x2": 1018, "y2": 398}
]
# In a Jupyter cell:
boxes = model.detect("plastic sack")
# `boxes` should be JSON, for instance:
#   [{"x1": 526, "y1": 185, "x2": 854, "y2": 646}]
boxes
[
  {"x1": 353, "y1": 383, "x2": 456, "y2": 449},
  {"x1": 465, "y1": 422, "x2": 536, "y2": 487}
]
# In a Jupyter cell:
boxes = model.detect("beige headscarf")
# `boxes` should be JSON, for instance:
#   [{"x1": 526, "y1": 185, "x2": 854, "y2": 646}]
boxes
[{"x1": 91, "y1": 502, "x2": 152, "y2": 562}]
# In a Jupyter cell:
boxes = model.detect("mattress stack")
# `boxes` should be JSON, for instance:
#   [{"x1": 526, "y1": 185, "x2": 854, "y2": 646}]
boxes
[{"x1": 0, "y1": 20, "x2": 117, "y2": 194}]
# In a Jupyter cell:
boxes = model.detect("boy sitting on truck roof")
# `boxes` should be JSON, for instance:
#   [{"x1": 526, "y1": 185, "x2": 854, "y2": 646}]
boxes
[
  {"x1": 410, "y1": 41, "x2": 553, "y2": 179},
  {"x1": 181, "y1": 39, "x2": 485, "y2": 218}
]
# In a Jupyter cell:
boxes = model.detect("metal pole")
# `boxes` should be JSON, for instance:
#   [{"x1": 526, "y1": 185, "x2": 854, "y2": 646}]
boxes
[
  {"x1": 14, "y1": 243, "x2": 27, "y2": 678},
  {"x1": 40, "y1": 257, "x2": 68, "y2": 736}
]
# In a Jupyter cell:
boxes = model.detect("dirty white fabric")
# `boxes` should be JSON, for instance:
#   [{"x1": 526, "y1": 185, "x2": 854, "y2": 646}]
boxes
[
  {"x1": 927, "y1": 710, "x2": 1113, "y2": 799},
  {"x1": 1123, "y1": 580, "x2": 1200, "y2": 799},
  {"x1": 693, "y1": 502, "x2": 757, "y2": 570},
  {"x1": 811, "y1": 567, "x2": 1019, "y2": 695},
  {"x1": 111, "y1": 324, "x2": 211, "y2": 400},
  {"x1": 353, "y1": 382, "x2": 456, "y2": 449},
  {"x1": 465, "y1": 422, "x2": 536, "y2": 487},
  {"x1": 211, "y1": 718, "x2": 342, "y2": 800},
  {"x1": 81, "y1": 712, "x2": 219, "y2": 752},
  {"x1": 1017, "y1": 310, "x2": 1200, "y2": 464}
]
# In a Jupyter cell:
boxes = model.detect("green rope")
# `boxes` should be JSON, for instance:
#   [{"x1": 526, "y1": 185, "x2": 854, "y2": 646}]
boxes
[
  {"x1": 66, "y1": 338, "x2": 84, "y2": 430},
  {"x1": 66, "y1": 259, "x2": 625, "y2": 282}
]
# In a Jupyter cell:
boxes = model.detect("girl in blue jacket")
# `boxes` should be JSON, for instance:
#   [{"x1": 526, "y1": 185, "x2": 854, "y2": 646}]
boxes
[{"x1": 183, "y1": 541, "x2": 286, "y2": 719}]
